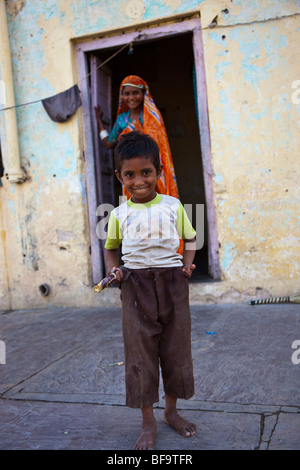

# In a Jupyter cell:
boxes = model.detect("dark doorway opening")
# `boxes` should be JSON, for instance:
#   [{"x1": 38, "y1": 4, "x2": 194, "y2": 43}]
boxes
[{"x1": 88, "y1": 32, "x2": 210, "y2": 280}]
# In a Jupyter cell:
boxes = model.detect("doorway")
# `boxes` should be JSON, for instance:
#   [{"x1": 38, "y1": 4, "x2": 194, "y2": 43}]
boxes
[{"x1": 76, "y1": 18, "x2": 221, "y2": 284}]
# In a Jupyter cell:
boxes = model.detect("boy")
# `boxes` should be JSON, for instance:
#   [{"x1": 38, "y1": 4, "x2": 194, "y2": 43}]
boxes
[{"x1": 104, "y1": 131, "x2": 196, "y2": 450}]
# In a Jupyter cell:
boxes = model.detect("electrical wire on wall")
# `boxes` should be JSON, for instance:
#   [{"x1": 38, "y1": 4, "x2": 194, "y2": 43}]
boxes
[{"x1": 0, "y1": 41, "x2": 132, "y2": 114}]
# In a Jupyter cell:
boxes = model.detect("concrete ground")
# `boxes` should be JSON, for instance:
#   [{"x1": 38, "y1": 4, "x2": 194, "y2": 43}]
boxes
[{"x1": 0, "y1": 300, "x2": 299, "y2": 451}]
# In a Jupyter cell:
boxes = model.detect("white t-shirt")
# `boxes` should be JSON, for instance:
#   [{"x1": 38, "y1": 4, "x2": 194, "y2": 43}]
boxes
[{"x1": 105, "y1": 193, "x2": 196, "y2": 269}]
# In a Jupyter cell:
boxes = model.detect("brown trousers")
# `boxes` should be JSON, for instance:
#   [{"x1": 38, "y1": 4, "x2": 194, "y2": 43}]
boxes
[{"x1": 121, "y1": 267, "x2": 194, "y2": 408}]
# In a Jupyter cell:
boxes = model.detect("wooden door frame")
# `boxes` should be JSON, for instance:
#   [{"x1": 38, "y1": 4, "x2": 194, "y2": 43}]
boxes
[{"x1": 75, "y1": 17, "x2": 221, "y2": 284}]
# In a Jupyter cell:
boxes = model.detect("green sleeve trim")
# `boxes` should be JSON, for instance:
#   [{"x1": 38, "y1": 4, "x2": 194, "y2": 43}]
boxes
[
  {"x1": 104, "y1": 212, "x2": 122, "y2": 249},
  {"x1": 176, "y1": 202, "x2": 196, "y2": 240}
]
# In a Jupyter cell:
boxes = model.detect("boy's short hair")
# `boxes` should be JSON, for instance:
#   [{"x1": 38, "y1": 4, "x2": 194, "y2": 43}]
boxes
[{"x1": 114, "y1": 131, "x2": 160, "y2": 174}]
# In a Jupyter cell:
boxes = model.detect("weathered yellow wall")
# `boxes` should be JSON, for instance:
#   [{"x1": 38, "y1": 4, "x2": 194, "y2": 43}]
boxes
[
  {"x1": 0, "y1": 0, "x2": 299, "y2": 308},
  {"x1": 201, "y1": 13, "x2": 300, "y2": 301}
]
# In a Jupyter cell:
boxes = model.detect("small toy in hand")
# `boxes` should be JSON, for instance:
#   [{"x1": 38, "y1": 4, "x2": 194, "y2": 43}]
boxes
[{"x1": 93, "y1": 272, "x2": 117, "y2": 293}]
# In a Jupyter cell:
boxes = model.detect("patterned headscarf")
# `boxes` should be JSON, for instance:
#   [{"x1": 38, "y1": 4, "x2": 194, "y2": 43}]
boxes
[{"x1": 117, "y1": 75, "x2": 179, "y2": 199}]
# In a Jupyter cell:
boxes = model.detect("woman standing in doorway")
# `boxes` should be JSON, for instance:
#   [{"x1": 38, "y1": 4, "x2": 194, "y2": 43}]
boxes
[{"x1": 95, "y1": 75, "x2": 178, "y2": 199}]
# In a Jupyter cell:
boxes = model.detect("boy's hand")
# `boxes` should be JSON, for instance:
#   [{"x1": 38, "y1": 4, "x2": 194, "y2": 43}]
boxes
[
  {"x1": 182, "y1": 264, "x2": 196, "y2": 279},
  {"x1": 111, "y1": 267, "x2": 123, "y2": 284}
]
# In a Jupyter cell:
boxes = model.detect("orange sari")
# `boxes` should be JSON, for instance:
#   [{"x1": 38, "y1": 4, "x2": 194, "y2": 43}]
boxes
[{"x1": 116, "y1": 75, "x2": 179, "y2": 200}]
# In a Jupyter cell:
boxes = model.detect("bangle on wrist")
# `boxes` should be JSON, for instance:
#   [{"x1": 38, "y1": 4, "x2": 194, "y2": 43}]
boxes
[{"x1": 100, "y1": 129, "x2": 109, "y2": 140}]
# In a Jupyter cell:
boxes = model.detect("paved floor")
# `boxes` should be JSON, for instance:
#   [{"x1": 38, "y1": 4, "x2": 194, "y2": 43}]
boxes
[{"x1": 0, "y1": 302, "x2": 299, "y2": 450}]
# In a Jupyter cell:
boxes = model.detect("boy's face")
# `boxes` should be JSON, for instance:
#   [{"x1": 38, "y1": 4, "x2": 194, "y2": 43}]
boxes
[{"x1": 116, "y1": 157, "x2": 162, "y2": 203}]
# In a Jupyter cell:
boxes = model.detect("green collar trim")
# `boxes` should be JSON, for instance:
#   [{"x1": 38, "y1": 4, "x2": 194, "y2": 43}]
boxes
[{"x1": 127, "y1": 193, "x2": 162, "y2": 209}]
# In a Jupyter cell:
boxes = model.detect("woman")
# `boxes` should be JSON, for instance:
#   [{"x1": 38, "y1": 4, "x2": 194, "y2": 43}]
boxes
[{"x1": 95, "y1": 75, "x2": 178, "y2": 199}]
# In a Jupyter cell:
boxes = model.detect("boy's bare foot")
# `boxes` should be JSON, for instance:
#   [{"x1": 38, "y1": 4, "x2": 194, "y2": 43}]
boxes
[
  {"x1": 133, "y1": 417, "x2": 157, "y2": 450},
  {"x1": 164, "y1": 409, "x2": 196, "y2": 437}
]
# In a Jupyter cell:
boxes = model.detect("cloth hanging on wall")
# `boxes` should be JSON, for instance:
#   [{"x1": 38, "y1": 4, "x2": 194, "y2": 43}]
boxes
[{"x1": 42, "y1": 85, "x2": 82, "y2": 123}]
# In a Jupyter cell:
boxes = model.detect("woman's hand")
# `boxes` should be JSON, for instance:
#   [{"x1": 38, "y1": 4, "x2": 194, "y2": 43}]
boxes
[
  {"x1": 94, "y1": 104, "x2": 103, "y2": 120},
  {"x1": 94, "y1": 105, "x2": 114, "y2": 149},
  {"x1": 95, "y1": 104, "x2": 105, "y2": 130}
]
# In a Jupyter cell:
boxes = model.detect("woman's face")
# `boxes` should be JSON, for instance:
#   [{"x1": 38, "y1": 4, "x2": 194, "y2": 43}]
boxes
[{"x1": 122, "y1": 85, "x2": 144, "y2": 112}]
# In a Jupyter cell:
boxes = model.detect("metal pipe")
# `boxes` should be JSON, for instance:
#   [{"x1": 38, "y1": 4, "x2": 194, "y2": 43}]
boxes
[{"x1": 0, "y1": 0, "x2": 25, "y2": 183}]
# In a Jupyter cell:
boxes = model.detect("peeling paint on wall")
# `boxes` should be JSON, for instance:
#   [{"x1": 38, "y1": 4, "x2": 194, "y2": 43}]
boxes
[
  {"x1": 5, "y1": 0, "x2": 25, "y2": 19},
  {"x1": 1, "y1": 0, "x2": 300, "y2": 308}
]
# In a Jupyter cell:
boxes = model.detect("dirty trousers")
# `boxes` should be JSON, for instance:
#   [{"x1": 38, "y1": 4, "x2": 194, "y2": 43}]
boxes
[{"x1": 121, "y1": 267, "x2": 194, "y2": 409}]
